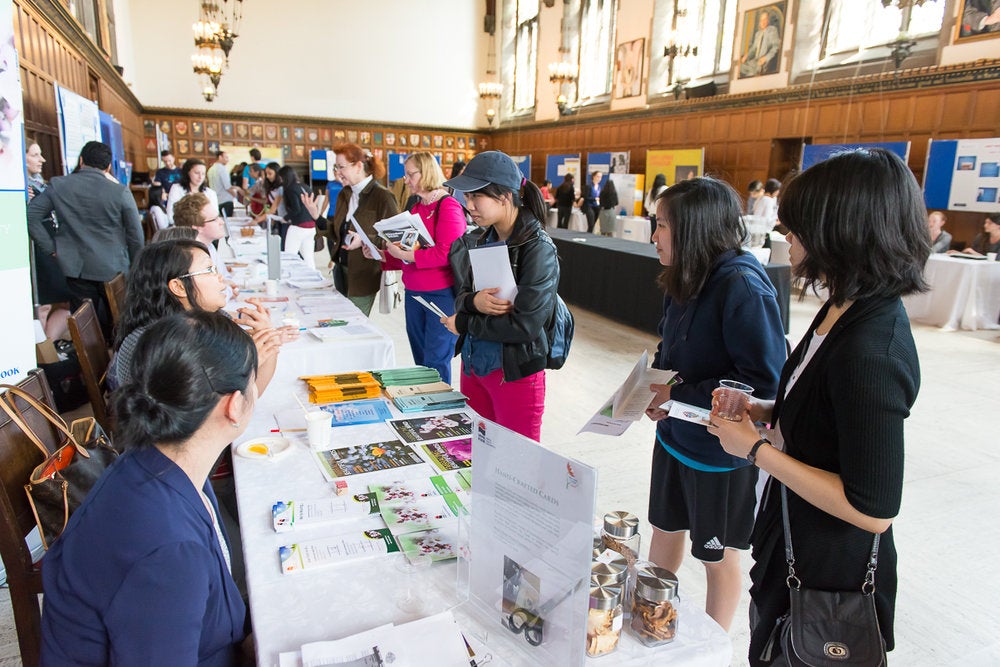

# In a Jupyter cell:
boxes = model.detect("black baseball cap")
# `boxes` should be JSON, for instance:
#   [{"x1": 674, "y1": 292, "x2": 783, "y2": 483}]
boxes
[{"x1": 443, "y1": 151, "x2": 523, "y2": 193}]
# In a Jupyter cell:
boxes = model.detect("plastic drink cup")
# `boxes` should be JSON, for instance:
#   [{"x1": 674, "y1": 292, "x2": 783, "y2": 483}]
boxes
[
  {"x1": 716, "y1": 380, "x2": 754, "y2": 421},
  {"x1": 305, "y1": 411, "x2": 331, "y2": 449},
  {"x1": 987, "y1": 252, "x2": 997, "y2": 261},
  {"x1": 265, "y1": 279, "x2": 278, "y2": 296}
]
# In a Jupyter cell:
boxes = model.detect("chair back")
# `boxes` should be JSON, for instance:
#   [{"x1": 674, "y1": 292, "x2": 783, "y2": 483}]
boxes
[
  {"x1": 141, "y1": 211, "x2": 157, "y2": 243},
  {"x1": 67, "y1": 300, "x2": 111, "y2": 429},
  {"x1": 104, "y1": 273, "x2": 127, "y2": 329},
  {"x1": 0, "y1": 370, "x2": 63, "y2": 667}
]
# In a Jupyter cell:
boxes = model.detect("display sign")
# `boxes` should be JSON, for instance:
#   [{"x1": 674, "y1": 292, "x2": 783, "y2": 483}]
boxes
[
  {"x1": 464, "y1": 418, "x2": 597, "y2": 666},
  {"x1": 311, "y1": 149, "x2": 333, "y2": 182},
  {"x1": 924, "y1": 137, "x2": 1000, "y2": 213},
  {"x1": 545, "y1": 154, "x2": 581, "y2": 188},
  {"x1": 55, "y1": 83, "x2": 101, "y2": 175},
  {"x1": 511, "y1": 155, "x2": 531, "y2": 182},
  {"x1": 800, "y1": 141, "x2": 909, "y2": 171},
  {"x1": 645, "y1": 148, "x2": 704, "y2": 189}
]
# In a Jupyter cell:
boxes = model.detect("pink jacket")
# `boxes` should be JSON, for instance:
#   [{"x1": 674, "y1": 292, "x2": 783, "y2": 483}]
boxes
[{"x1": 382, "y1": 195, "x2": 467, "y2": 292}]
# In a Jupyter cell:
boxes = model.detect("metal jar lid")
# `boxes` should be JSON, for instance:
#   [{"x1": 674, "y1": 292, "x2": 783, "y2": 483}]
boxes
[
  {"x1": 593, "y1": 532, "x2": 603, "y2": 550},
  {"x1": 591, "y1": 560, "x2": 627, "y2": 585},
  {"x1": 603, "y1": 511, "x2": 639, "y2": 538},
  {"x1": 589, "y1": 584, "x2": 622, "y2": 610},
  {"x1": 634, "y1": 567, "x2": 679, "y2": 603}
]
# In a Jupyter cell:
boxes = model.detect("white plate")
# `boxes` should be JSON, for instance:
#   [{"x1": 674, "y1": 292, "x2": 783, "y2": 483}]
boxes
[{"x1": 235, "y1": 437, "x2": 292, "y2": 460}]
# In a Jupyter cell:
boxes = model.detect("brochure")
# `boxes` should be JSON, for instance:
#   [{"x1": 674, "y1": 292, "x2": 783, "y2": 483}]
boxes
[
  {"x1": 387, "y1": 412, "x2": 473, "y2": 444},
  {"x1": 395, "y1": 522, "x2": 462, "y2": 562},
  {"x1": 368, "y1": 472, "x2": 470, "y2": 505},
  {"x1": 579, "y1": 351, "x2": 680, "y2": 436},
  {"x1": 321, "y1": 399, "x2": 393, "y2": 427},
  {"x1": 469, "y1": 242, "x2": 518, "y2": 302},
  {"x1": 392, "y1": 391, "x2": 467, "y2": 413},
  {"x1": 314, "y1": 440, "x2": 426, "y2": 481},
  {"x1": 383, "y1": 381, "x2": 454, "y2": 399},
  {"x1": 279, "y1": 527, "x2": 400, "y2": 574},
  {"x1": 373, "y1": 211, "x2": 435, "y2": 250},
  {"x1": 271, "y1": 494, "x2": 380, "y2": 533},
  {"x1": 378, "y1": 492, "x2": 468, "y2": 532},
  {"x1": 420, "y1": 438, "x2": 473, "y2": 472},
  {"x1": 665, "y1": 399, "x2": 712, "y2": 427}
]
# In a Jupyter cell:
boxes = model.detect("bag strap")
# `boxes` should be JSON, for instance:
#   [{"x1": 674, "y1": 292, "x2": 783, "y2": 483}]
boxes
[
  {"x1": 780, "y1": 484, "x2": 879, "y2": 594},
  {"x1": 0, "y1": 385, "x2": 77, "y2": 457}
]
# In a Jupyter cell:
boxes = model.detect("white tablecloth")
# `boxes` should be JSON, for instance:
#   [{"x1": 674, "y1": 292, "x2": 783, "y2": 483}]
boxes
[
  {"x1": 615, "y1": 215, "x2": 651, "y2": 244},
  {"x1": 547, "y1": 207, "x2": 588, "y2": 232},
  {"x1": 904, "y1": 254, "x2": 1000, "y2": 331}
]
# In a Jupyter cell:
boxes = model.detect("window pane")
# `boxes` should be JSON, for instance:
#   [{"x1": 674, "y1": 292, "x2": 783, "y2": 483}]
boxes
[
  {"x1": 514, "y1": 19, "x2": 538, "y2": 111},
  {"x1": 826, "y1": 0, "x2": 943, "y2": 54},
  {"x1": 578, "y1": 0, "x2": 616, "y2": 100}
]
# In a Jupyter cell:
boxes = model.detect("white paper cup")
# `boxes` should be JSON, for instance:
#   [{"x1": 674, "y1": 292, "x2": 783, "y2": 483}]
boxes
[
  {"x1": 282, "y1": 316, "x2": 301, "y2": 328},
  {"x1": 265, "y1": 279, "x2": 278, "y2": 296},
  {"x1": 988, "y1": 252, "x2": 997, "y2": 262},
  {"x1": 716, "y1": 380, "x2": 754, "y2": 421},
  {"x1": 305, "y1": 411, "x2": 331, "y2": 449}
]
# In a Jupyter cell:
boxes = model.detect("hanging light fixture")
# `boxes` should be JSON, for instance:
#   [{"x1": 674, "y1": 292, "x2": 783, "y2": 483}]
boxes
[
  {"x1": 191, "y1": 0, "x2": 243, "y2": 101},
  {"x1": 477, "y1": 11, "x2": 502, "y2": 126}
]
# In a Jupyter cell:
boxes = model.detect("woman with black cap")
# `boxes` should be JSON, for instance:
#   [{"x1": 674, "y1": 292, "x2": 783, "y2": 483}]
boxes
[{"x1": 442, "y1": 151, "x2": 559, "y2": 442}]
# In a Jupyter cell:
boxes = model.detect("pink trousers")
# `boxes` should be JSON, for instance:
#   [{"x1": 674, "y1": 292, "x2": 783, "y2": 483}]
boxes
[{"x1": 460, "y1": 366, "x2": 545, "y2": 442}]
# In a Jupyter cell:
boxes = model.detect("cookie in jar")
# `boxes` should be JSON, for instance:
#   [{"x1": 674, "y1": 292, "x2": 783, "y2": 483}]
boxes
[
  {"x1": 601, "y1": 511, "x2": 640, "y2": 565},
  {"x1": 586, "y1": 584, "x2": 623, "y2": 657},
  {"x1": 629, "y1": 566, "x2": 679, "y2": 647}
]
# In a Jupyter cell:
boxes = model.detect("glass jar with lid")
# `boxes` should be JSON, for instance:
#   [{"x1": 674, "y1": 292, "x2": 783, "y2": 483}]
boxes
[
  {"x1": 601, "y1": 511, "x2": 640, "y2": 565},
  {"x1": 586, "y1": 584, "x2": 623, "y2": 657},
  {"x1": 629, "y1": 566, "x2": 679, "y2": 647}
]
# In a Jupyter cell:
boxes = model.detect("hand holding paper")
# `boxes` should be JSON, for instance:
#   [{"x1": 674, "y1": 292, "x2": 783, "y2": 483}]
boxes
[
  {"x1": 468, "y1": 244, "x2": 518, "y2": 302},
  {"x1": 473, "y1": 287, "x2": 513, "y2": 316},
  {"x1": 349, "y1": 219, "x2": 381, "y2": 259}
]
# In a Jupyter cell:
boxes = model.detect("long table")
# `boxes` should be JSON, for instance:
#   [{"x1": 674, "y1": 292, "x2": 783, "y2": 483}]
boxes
[
  {"x1": 548, "y1": 229, "x2": 792, "y2": 335},
  {"x1": 903, "y1": 254, "x2": 1000, "y2": 331}
]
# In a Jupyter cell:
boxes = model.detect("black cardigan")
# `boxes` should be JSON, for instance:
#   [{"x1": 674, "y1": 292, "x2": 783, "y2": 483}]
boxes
[{"x1": 748, "y1": 296, "x2": 920, "y2": 663}]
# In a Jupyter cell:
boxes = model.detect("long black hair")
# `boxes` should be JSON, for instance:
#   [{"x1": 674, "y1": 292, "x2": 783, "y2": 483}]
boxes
[
  {"x1": 779, "y1": 148, "x2": 929, "y2": 305},
  {"x1": 263, "y1": 161, "x2": 282, "y2": 197},
  {"x1": 114, "y1": 239, "x2": 212, "y2": 350},
  {"x1": 179, "y1": 158, "x2": 208, "y2": 192},
  {"x1": 656, "y1": 177, "x2": 746, "y2": 302},
  {"x1": 113, "y1": 311, "x2": 257, "y2": 447}
]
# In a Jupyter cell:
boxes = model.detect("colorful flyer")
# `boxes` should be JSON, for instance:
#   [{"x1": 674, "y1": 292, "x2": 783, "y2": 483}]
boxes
[
  {"x1": 395, "y1": 522, "x2": 461, "y2": 562},
  {"x1": 271, "y1": 494, "x2": 379, "y2": 533},
  {"x1": 321, "y1": 398, "x2": 393, "y2": 427},
  {"x1": 379, "y1": 492, "x2": 468, "y2": 532},
  {"x1": 420, "y1": 438, "x2": 472, "y2": 472},
  {"x1": 279, "y1": 528, "x2": 400, "y2": 574},
  {"x1": 369, "y1": 473, "x2": 470, "y2": 505},
  {"x1": 314, "y1": 440, "x2": 426, "y2": 481},
  {"x1": 387, "y1": 412, "x2": 473, "y2": 444}
]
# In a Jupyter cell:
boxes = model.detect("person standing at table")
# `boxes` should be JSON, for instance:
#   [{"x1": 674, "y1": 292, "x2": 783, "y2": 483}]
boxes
[
  {"x1": 277, "y1": 165, "x2": 318, "y2": 269},
  {"x1": 167, "y1": 158, "x2": 218, "y2": 224},
  {"x1": 707, "y1": 148, "x2": 928, "y2": 665},
  {"x1": 598, "y1": 177, "x2": 619, "y2": 237},
  {"x1": 643, "y1": 177, "x2": 786, "y2": 631},
  {"x1": 207, "y1": 150, "x2": 239, "y2": 219},
  {"x1": 328, "y1": 143, "x2": 398, "y2": 316},
  {"x1": 953, "y1": 212, "x2": 1000, "y2": 257},
  {"x1": 363, "y1": 152, "x2": 466, "y2": 383},
  {"x1": 554, "y1": 173, "x2": 576, "y2": 229},
  {"x1": 153, "y1": 149, "x2": 182, "y2": 194},
  {"x1": 42, "y1": 311, "x2": 258, "y2": 666},
  {"x1": 746, "y1": 179, "x2": 764, "y2": 214},
  {"x1": 442, "y1": 151, "x2": 560, "y2": 442},
  {"x1": 583, "y1": 171, "x2": 603, "y2": 233},
  {"x1": 241, "y1": 147, "x2": 264, "y2": 191},
  {"x1": 26, "y1": 140, "x2": 143, "y2": 342},
  {"x1": 751, "y1": 177, "x2": 780, "y2": 229},
  {"x1": 928, "y1": 210, "x2": 952, "y2": 253}
]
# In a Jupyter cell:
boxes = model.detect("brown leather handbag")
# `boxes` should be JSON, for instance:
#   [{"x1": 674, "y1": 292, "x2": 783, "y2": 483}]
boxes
[{"x1": 0, "y1": 385, "x2": 118, "y2": 549}]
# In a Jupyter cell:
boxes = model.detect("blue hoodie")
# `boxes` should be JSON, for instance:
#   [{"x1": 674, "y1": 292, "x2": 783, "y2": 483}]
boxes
[{"x1": 653, "y1": 250, "x2": 786, "y2": 470}]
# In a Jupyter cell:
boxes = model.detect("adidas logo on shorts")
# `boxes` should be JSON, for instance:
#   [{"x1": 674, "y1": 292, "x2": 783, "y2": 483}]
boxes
[{"x1": 703, "y1": 537, "x2": 724, "y2": 550}]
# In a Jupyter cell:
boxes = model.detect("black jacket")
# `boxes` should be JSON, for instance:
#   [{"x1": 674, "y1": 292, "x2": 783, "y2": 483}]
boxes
[{"x1": 448, "y1": 212, "x2": 559, "y2": 381}]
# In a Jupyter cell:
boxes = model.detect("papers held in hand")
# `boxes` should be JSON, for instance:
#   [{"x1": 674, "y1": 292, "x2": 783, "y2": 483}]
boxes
[
  {"x1": 374, "y1": 211, "x2": 435, "y2": 251},
  {"x1": 469, "y1": 242, "x2": 518, "y2": 302},
  {"x1": 349, "y1": 217, "x2": 383, "y2": 260},
  {"x1": 579, "y1": 350, "x2": 680, "y2": 436}
]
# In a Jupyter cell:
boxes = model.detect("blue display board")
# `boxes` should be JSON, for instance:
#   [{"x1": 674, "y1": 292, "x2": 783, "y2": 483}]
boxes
[
  {"x1": 545, "y1": 154, "x2": 581, "y2": 187},
  {"x1": 99, "y1": 110, "x2": 127, "y2": 184},
  {"x1": 924, "y1": 137, "x2": 1000, "y2": 213},
  {"x1": 586, "y1": 152, "x2": 611, "y2": 188},
  {"x1": 325, "y1": 181, "x2": 343, "y2": 217},
  {"x1": 511, "y1": 155, "x2": 531, "y2": 182},
  {"x1": 311, "y1": 149, "x2": 332, "y2": 182},
  {"x1": 387, "y1": 152, "x2": 408, "y2": 182},
  {"x1": 800, "y1": 142, "x2": 909, "y2": 170}
]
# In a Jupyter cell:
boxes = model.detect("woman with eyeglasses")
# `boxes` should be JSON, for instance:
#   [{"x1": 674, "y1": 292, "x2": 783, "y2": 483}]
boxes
[
  {"x1": 361, "y1": 152, "x2": 466, "y2": 383},
  {"x1": 42, "y1": 311, "x2": 257, "y2": 666},
  {"x1": 327, "y1": 143, "x2": 398, "y2": 316},
  {"x1": 112, "y1": 238, "x2": 284, "y2": 395},
  {"x1": 166, "y1": 158, "x2": 217, "y2": 224}
]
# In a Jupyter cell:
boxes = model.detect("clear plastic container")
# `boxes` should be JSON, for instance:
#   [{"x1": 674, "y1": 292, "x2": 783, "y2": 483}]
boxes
[
  {"x1": 586, "y1": 584, "x2": 623, "y2": 657},
  {"x1": 629, "y1": 566, "x2": 679, "y2": 647}
]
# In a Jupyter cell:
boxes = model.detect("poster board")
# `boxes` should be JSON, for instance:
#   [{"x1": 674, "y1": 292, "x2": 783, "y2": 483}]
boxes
[
  {"x1": 585, "y1": 152, "x2": 611, "y2": 189},
  {"x1": 924, "y1": 137, "x2": 1000, "y2": 213},
  {"x1": 645, "y1": 149, "x2": 704, "y2": 190},
  {"x1": 545, "y1": 154, "x2": 581, "y2": 188},
  {"x1": 609, "y1": 173, "x2": 643, "y2": 216},
  {"x1": 220, "y1": 145, "x2": 282, "y2": 166},
  {"x1": 511, "y1": 155, "x2": 531, "y2": 182},
  {"x1": 311, "y1": 149, "x2": 333, "y2": 182},
  {"x1": 55, "y1": 83, "x2": 101, "y2": 175},
  {"x1": 800, "y1": 141, "x2": 910, "y2": 171}
]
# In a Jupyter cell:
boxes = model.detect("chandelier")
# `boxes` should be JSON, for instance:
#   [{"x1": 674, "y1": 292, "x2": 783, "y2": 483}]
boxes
[
  {"x1": 477, "y1": 22, "x2": 503, "y2": 126},
  {"x1": 190, "y1": 0, "x2": 244, "y2": 102}
]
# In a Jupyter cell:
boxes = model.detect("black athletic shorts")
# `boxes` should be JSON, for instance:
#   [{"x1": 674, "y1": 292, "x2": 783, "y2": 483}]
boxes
[{"x1": 647, "y1": 440, "x2": 758, "y2": 563}]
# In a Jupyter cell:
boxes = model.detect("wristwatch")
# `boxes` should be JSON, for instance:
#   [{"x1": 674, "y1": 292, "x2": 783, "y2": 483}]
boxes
[{"x1": 747, "y1": 437, "x2": 771, "y2": 465}]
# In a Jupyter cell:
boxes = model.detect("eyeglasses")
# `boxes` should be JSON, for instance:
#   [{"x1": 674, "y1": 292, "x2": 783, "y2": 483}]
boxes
[
  {"x1": 203, "y1": 216, "x2": 221, "y2": 224},
  {"x1": 332, "y1": 162, "x2": 356, "y2": 172},
  {"x1": 405, "y1": 170, "x2": 421, "y2": 178},
  {"x1": 177, "y1": 265, "x2": 219, "y2": 279}
]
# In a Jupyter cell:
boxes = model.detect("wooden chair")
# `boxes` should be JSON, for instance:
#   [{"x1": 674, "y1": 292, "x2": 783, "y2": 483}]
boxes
[
  {"x1": 67, "y1": 300, "x2": 111, "y2": 430},
  {"x1": 141, "y1": 211, "x2": 158, "y2": 243},
  {"x1": 0, "y1": 370, "x2": 63, "y2": 667},
  {"x1": 103, "y1": 273, "x2": 127, "y2": 330}
]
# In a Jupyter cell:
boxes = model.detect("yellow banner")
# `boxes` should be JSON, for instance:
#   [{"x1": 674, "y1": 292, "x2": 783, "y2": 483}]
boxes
[{"x1": 644, "y1": 149, "x2": 705, "y2": 189}]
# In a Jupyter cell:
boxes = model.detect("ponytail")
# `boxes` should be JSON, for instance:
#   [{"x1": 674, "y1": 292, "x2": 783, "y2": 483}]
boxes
[{"x1": 520, "y1": 179, "x2": 548, "y2": 223}]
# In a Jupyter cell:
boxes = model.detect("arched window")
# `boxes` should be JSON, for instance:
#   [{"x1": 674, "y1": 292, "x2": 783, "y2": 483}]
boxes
[
  {"x1": 577, "y1": 0, "x2": 618, "y2": 103},
  {"x1": 823, "y1": 0, "x2": 945, "y2": 56},
  {"x1": 648, "y1": 0, "x2": 738, "y2": 97},
  {"x1": 502, "y1": 0, "x2": 540, "y2": 115}
]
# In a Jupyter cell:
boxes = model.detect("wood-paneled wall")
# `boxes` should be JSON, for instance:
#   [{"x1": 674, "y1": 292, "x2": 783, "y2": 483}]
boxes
[{"x1": 492, "y1": 61, "x2": 1000, "y2": 246}]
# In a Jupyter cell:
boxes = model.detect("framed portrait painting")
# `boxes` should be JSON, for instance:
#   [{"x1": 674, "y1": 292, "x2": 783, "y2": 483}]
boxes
[
  {"x1": 738, "y1": 1, "x2": 786, "y2": 79},
  {"x1": 614, "y1": 38, "x2": 644, "y2": 99},
  {"x1": 956, "y1": 0, "x2": 1000, "y2": 42}
]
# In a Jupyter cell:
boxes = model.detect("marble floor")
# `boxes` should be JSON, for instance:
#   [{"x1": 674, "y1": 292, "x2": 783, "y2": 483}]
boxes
[{"x1": 2, "y1": 286, "x2": 998, "y2": 666}]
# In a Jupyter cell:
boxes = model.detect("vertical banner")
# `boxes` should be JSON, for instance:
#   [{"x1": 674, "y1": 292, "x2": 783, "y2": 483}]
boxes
[
  {"x1": 510, "y1": 155, "x2": 531, "y2": 183},
  {"x1": 545, "y1": 154, "x2": 581, "y2": 188},
  {"x1": 645, "y1": 148, "x2": 705, "y2": 189},
  {"x1": 0, "y1": 0, "x2": 38, "y2": 385},
  {"x1": 55, "y1": 84, "x2": 101, "y2": 175}
]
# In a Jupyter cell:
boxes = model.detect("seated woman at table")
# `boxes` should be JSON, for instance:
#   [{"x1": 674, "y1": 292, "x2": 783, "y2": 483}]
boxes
[
  {"x1": 112, "y1": 238, "x2": 284, "y2": 394},
  {"x1": 166, "y1": 158, "x2": 218, "y2": 224},
  {"x1": 442, "y1": 151, "x2": 560, "y2": 442},
  {"x1": 951, "y1": 212, "x2": 1000, "y2": 257},
  {"x1": 927, "y1": 211, "x2": 952, "y2": 254},
  {"x1": 643, "y1": 177, "x2": 786, "y2": 631},
  {"x1": 707, "y1": 148, "x2": 928, "y2": 665},
  {"x1": 42, "y1": 311, "x2": 256, "y2": 666},
  {"x1": 327, "y1": 143, "x2": 398, "y2": 316},
  {"x1": 362, "y1": 151, "x2": 466, "y2": 383}
]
